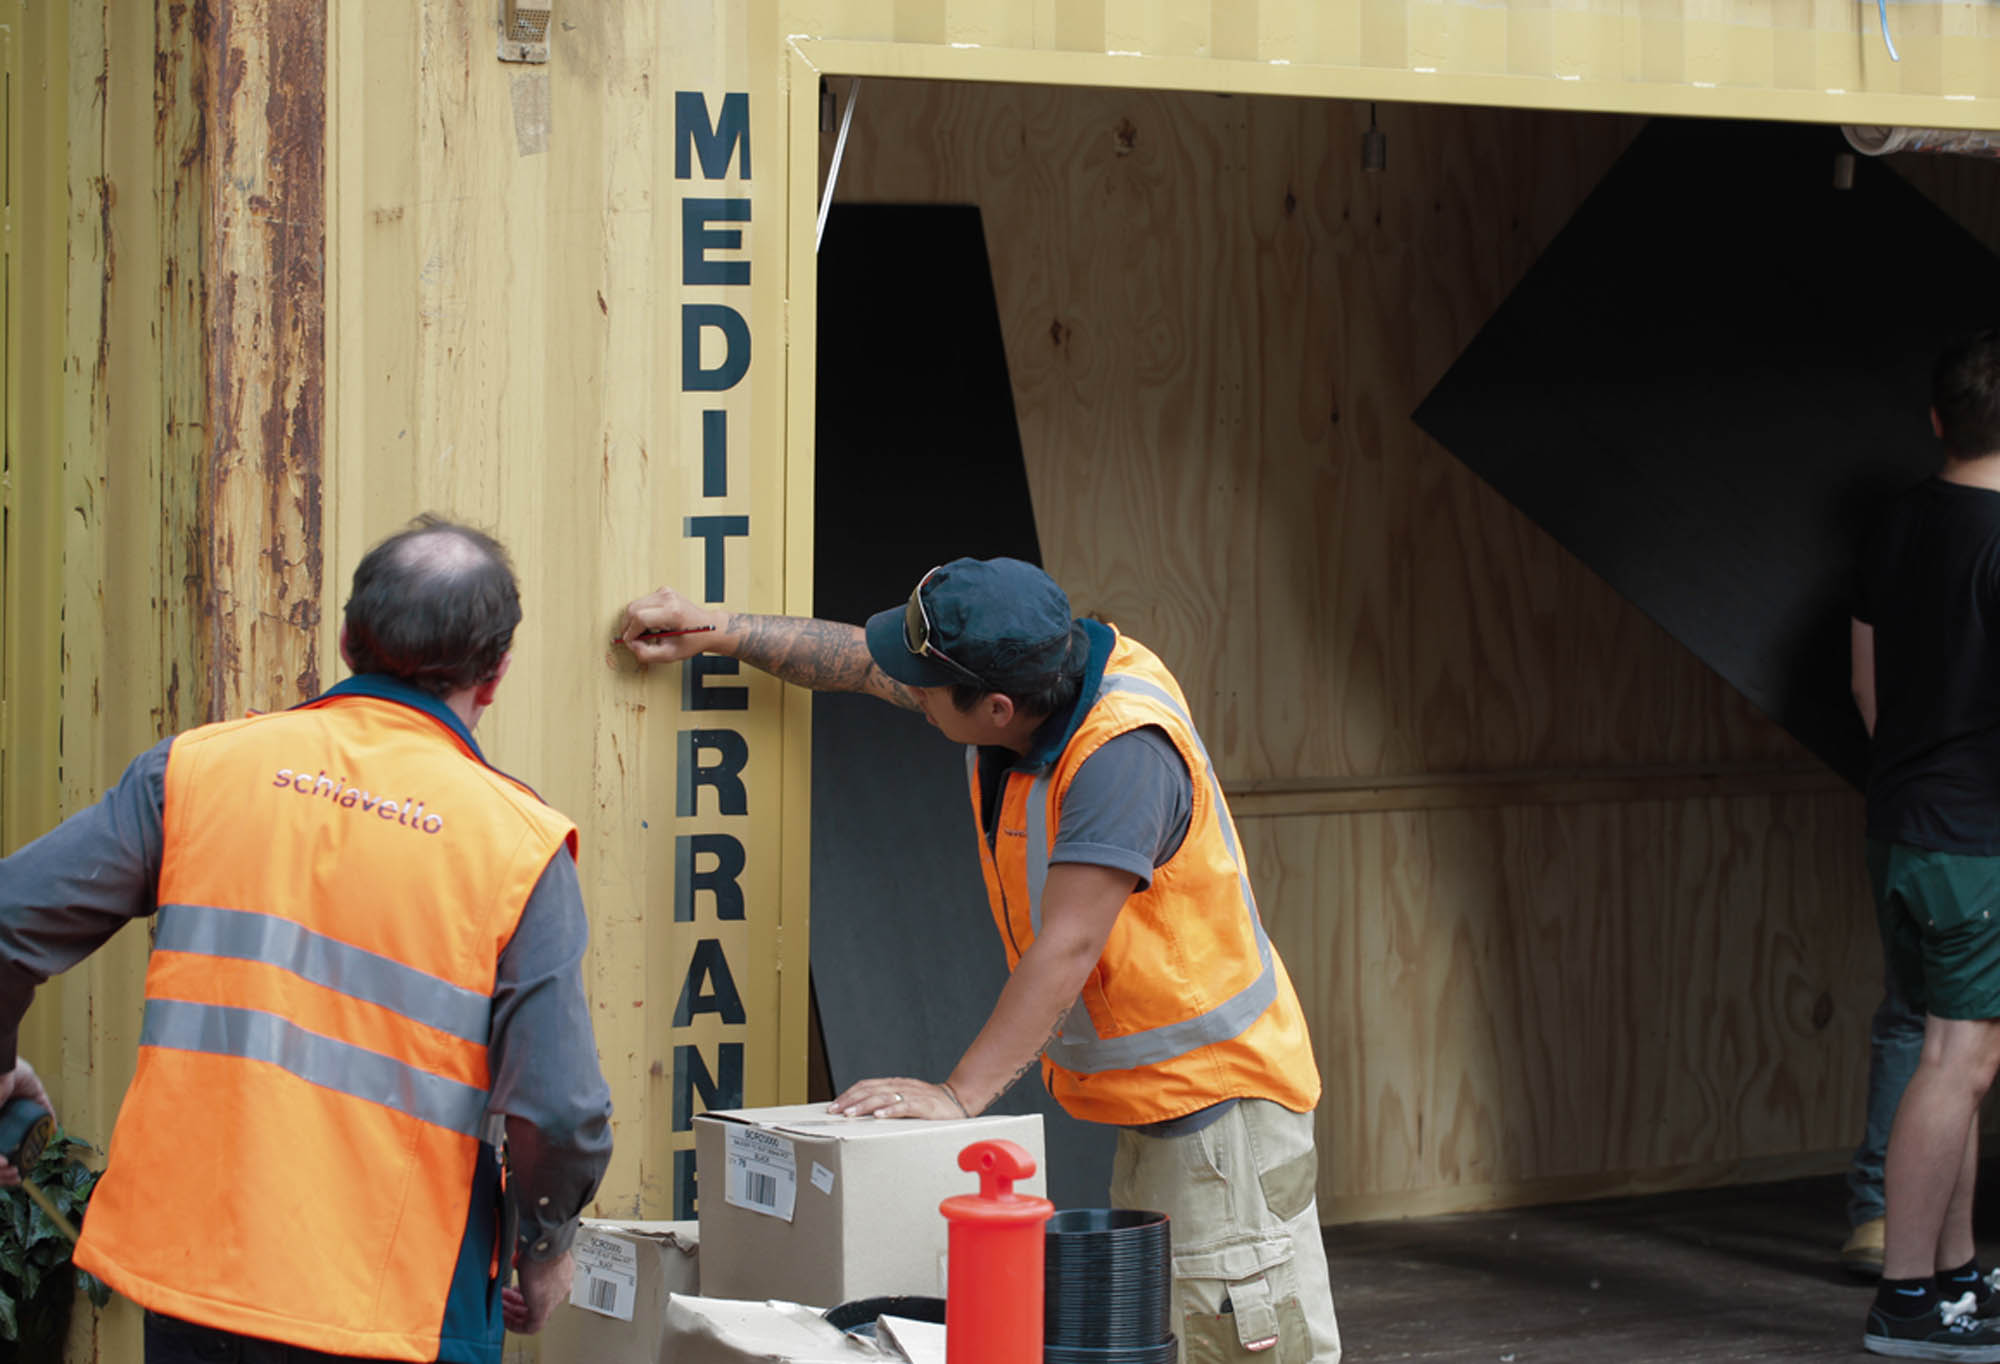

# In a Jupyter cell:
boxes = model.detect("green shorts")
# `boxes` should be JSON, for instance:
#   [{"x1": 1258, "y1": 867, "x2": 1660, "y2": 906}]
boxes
[{"x1": 1868, "y1": 838, "x2": 2000, "y2": 1020}]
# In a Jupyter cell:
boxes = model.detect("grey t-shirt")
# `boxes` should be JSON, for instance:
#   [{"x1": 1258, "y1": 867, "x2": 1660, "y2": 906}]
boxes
[{"x1": 1049, "y1": 725, "x2": 1193, "y2": 885}]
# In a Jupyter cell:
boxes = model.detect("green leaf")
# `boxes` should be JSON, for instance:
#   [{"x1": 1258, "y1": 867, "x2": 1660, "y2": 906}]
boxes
[
  {"x1": 24, "y1": 1205, "x2": 58, "y2": 1252},
  {"x1": 0, "y1": 1126, "x2": 103, "y2": 1351}
]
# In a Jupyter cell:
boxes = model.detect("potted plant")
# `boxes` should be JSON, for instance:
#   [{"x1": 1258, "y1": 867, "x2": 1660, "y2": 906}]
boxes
[{"x1": 0, "y1": 1130, "x2": 109, "y2": 1363}]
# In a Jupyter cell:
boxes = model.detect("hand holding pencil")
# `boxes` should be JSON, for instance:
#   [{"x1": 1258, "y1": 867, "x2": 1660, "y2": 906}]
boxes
[{"x1": 617, "y1": 587, "x2": 724, "y2": 664}]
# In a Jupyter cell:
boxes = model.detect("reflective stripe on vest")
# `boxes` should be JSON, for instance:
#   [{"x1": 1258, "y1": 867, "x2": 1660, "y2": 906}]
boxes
[
  {"x1": 998, "y1": 671, "x2": 1281, "y2": 1075},
  {"x1": 155, "y1": 903, "x2": 490, "y2": 1043},
  {"x1": 144, "y1": 903, "x2": 492, "y2": 1138}
]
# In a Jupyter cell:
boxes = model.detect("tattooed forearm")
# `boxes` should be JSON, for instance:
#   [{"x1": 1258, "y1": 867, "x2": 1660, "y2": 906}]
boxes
[
  {"x1": 992, "y1": 1019, "x2": 1065, "y2": 1101},
  {"x1": 727, "y1": 615, "x2": 866, "y2": 689},
  {"x1": 725, "y1": 614, "x2": 922, "y2": 710}
]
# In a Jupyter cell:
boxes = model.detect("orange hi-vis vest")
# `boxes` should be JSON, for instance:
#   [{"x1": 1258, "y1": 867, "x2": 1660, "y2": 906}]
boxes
[
  {"x1": 968, "y1": 632, "x2": 1321, "y2": 1126},
  {"x1": 74, "y1": 683, "x2": 577, "y2": 1363}
]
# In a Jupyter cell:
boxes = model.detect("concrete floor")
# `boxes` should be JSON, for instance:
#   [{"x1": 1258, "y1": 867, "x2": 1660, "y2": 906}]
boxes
[{"x1": 1322, "y1": 1169, "x2": 1933, "y2": 1362}]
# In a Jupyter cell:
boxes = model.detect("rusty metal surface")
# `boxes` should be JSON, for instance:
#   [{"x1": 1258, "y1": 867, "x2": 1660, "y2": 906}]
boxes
[{"x1": 204, "y1": 0, "x2": 324, "y2": 721}]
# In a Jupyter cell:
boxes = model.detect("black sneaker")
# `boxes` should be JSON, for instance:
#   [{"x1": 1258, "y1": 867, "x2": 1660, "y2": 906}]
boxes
[
  {"x1": 1968, "y1": 1264, "x2": 2000, "y2": 1320},
  {"x1": 1939, "y1": 1269, "x2": 2000, "y2": 1320},
  {"x1": 1865, "y1": 1292, "x2": 2000, "y2": 1360}
]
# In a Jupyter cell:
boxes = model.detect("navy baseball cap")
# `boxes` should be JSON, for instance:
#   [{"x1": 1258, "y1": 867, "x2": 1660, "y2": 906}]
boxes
[{"x1": 864, "y1": 558, "x2": 1082, "y2": 692}]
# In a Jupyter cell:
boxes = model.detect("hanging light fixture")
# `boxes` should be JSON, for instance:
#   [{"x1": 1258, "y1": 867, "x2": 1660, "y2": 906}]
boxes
[{"x1": 1362, "y1": 103, "x2": 1387, "y2": 173}]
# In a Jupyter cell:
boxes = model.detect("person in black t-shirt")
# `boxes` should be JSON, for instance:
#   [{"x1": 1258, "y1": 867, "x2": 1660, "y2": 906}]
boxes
[{"x1": 1853, "y1": 331, "x2": 2000, "y2": 1361}]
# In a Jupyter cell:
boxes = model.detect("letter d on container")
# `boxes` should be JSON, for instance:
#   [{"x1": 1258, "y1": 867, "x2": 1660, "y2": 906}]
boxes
[{"x1": 939, "y1": 1140, "x2": 1052, "y2": 1364}]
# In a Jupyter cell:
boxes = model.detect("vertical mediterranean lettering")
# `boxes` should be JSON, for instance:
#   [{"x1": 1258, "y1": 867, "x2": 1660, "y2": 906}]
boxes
[
  {"x1": 673, "y1": 1043, "x2": 745, "y2": 1128},
  {"x1": 682, "y1": 199, "x2": 752, "y2": 286},
  {"x1": 683, "y1": 655, "x2": 748, "y2": 711},
  {"x1": 674, "y1": 92, "x2": 750, "y2": 180},
  {"x1": 675, "y1": 834, "x2": 746, "y2": 922},
  {"x1": 683, "y1": 516, "x2": 750, "y2": 601},
  {"x1": 676, "y1": 730, "x2": 749, "y2": 817},
  {"x1": 702, "y1": 410, "x2": 729, "y2": 497},
  {"x1": 681, "y1": 306, "x2": 751, "y2": 392},
  {"x1": 672, "y1": 85, "x2": 756, "y2": 1220},
  {"x1": 672, "y1": 939, "x2": 747, "y2": 1026}
]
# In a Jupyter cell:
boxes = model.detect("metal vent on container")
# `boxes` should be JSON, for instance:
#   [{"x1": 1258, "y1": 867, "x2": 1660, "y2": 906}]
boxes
[{"x1": 499, "y1": 0, "x2": 551, "y2": 62}]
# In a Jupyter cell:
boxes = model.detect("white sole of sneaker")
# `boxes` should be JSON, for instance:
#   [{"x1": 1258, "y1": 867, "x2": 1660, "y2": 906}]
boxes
[{"x1": 1863, "y1": 1331, "x2": 2000, "y2": 1361}]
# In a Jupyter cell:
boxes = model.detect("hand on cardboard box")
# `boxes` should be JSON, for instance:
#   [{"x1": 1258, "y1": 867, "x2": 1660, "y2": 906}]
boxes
[
  {"x1": 827, "y1": 1077, "x2": 970, "y2": 1121},
  {"x1": 504, "y1": 1249, "x2": 574, "y2": 1335}
]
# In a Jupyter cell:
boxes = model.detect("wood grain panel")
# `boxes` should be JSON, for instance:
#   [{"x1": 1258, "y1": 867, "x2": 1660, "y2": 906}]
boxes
[
  {"x1": 834, "y1": 86, "x2": 1804, "y2": 784},
  {"x1": 1891, "y1": 152, "x2": 2000, "y2": 260},
  {"x1": 1240, "y1": 789, "x2": 1872, "y2": 1213},
  {"x1": 832, "y1": 81, "x2": 1876, "y2": 1214},
  {"x1": 1226, "y1": 762, "x2": 1843, "y2": 818}
]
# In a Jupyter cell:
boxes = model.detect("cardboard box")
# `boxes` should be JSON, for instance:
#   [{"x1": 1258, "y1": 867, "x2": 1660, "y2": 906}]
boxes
[
  {"x1": 535, "y1": 1220, "x2": 699, "y2": 1364},
  {"x1": 662, "y1": 1295, "x2": 920, "y2": 1364},
  {"x1": 874, "y1": 1315, "x2": 947, "y2": 1363},
  {"x1": 694, "y1": 1104, "x2": 1046, "y2": 1307}
]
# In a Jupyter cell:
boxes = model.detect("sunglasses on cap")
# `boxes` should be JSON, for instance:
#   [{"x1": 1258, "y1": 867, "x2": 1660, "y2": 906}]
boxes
[{"x1": 903, "y1": 565, "x2": 996, "y2": 691}]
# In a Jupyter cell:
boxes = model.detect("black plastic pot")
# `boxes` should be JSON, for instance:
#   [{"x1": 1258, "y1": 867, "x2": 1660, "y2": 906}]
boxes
[
  {"x1": 823, "y1": 1294, "x2": 948, "y2": 1338},
  {"x1": 1043, "y1": 1208, "x2": 1173, "y2": 1349},
  {"x1": 1043, "y1": 1342, "x2": 1179, "y2": 1364}
]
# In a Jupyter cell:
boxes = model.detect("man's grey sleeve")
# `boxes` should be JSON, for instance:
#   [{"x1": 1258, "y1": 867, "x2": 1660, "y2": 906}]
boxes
[
  {"x1": 489, "y1": 845, "x2": 614, "y2": 1260},
  {"x1": 1050, "y1": 726, "x2": 1193, "y2": 889},
  {"x1": 0, "y1": 737, "x2": 172, "y2": 1070}
]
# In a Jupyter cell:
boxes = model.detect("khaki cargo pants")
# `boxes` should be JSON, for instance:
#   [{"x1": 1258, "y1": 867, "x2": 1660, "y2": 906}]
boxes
[{"x1": 1110, "y1": 1099, "x2": 1342, "y2": 1363}]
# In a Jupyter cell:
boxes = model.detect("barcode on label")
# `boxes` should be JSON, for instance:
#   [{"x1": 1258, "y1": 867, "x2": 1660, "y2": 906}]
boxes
[
  {"x1": 723, "y1": 1124, "x2": 798, "y2": 1221},
  {"x1": 568, "y1": 1231, "x2": 639, "y2": 1320}
]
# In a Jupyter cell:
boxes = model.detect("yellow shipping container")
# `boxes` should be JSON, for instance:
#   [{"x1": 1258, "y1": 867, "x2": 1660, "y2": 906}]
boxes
[{"x1": 6, "y1": 0, "x2": 1997, "y2": 1356}]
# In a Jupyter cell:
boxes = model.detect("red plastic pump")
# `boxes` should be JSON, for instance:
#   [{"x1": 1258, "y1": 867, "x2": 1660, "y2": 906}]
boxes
[{"x1": 939, "y1": 1139, "x2": 1055, "y2": 1364}]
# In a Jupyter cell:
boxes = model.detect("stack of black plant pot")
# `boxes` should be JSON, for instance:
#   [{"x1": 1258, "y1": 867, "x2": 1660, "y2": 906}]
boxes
[{"x1": 1043, "y1": 1209, "x2": 1175, "y2": 1364}]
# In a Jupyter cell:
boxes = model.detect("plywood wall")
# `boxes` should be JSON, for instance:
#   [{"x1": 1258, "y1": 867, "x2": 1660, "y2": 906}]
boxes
[
  {"x1": 828, "y1": 82, "x2": 1877, "y2": 1217},
  {"x1": 1889, "y1": 153, "x2": 2000, "y2": 262}
]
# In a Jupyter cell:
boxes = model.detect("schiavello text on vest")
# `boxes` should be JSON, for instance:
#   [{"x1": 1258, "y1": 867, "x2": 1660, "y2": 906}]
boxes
[{"x1": 272, "y1": 768, "x2": 445, "y2": 834}]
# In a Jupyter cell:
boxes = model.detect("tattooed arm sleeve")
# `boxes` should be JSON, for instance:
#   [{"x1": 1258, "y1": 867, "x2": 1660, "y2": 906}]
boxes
[{"x1": 722, "y1": 614, "x2": 923, "y2": 712}]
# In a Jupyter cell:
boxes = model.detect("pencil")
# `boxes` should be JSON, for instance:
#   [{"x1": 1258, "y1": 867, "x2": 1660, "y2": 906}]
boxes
[{"x1": 616, "y1": 625, "x2": 718, "y2": 645}]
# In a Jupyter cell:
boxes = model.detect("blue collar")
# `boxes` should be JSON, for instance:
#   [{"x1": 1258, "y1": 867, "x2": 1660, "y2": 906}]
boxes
[
  {"x1": 309, "y1": 674, "x2": 486, "y2": 763},
  {"x1": 1015, "y1": 618, "x2": 1117, "y2": 771}
]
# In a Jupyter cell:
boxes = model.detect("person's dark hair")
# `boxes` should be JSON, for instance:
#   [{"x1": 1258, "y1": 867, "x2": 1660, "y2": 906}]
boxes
[
  {"x1": 949, "y1": 668, "x2": 1083, "y2": 720},
  {"x1": 343, "y1": 514, "x2": 521, "y2": 698},
  {"x1": 1933, "y1": 329, "x2": 2000, "y2": 458}
]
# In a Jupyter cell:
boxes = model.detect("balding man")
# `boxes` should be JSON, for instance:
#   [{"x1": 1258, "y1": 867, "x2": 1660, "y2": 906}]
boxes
[{"x1": 0, "y1": 515, "x2": 612, "y2": 1364}]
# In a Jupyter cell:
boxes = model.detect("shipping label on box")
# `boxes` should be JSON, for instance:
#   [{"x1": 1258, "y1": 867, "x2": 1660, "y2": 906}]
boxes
[
  {"x1": 570, "y1": 1227, "x2": 641, "y2": 1320},
  {"x1": 723, "y1": 1124, "x2": 799, "y2": 1221}
]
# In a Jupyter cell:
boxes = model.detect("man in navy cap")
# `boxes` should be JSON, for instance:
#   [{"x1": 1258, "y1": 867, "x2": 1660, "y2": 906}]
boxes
[{"x1": 621, "y1": 559, "x2": 1341, "y2": 1362}]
